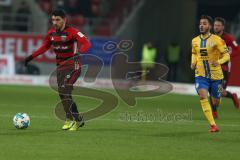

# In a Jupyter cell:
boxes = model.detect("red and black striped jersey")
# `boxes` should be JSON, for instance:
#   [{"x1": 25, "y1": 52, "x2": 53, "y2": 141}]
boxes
[
  {"x1": 32, "y1": 26, "x2": 91, "y2": 65},
  {"x1": 221, "y1": 32, "x2": 239, "y2": 72},
  {"x1": 222, "y1": 32, "x2": 238, "y2": 55}
]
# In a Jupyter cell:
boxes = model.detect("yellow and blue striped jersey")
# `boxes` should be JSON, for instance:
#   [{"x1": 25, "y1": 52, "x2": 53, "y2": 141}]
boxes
[{"x1": 191, "y1": 34, "x2": 230, "y2": 80}]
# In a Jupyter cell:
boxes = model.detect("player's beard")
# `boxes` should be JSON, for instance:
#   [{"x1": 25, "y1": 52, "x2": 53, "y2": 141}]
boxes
[
  {"x1": 54, "y1": 24, "x2": 60, "y2": 30},
  {"x1": 55, "y1": 23, "x2": 65, "y2": 32},
  {"x1": 200, "y1": 27, "x2": 210, "y2": 35},
  {"x1": 54, "y1": 25, "x2": 62, "y2": 32}
]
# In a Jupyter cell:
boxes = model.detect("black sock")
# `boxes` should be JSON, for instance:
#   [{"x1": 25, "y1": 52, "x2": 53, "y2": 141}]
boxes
[
  {"x1": 226, "y1": 91, "x2": 233, "y2": 99},
  {"x1": 209, "y1": 98, "x2": 218, "y2": 112},
  {"x1": 212, "y1": 105, "x2": 218, "y2": 112},
  {"x1": 65, "y1": 113, "x2": 71, "y2": 120},
  {"x1": 71, "y1": 102, "x2": 83, "y2": 122},
  {"x1": 61, "y1": 98, "x2": 74, "y2": 120}
]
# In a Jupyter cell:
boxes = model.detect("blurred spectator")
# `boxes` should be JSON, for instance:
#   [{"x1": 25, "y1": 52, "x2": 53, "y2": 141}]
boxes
[
  {"x1": 39, "y1": 0, "x2": 52, "y2": 14},
  {"x1": 91, "y1": 3, "x2": 100, "y2": 17},
  {"x1": 79, "y1": 0, "x2": 93, "y2": 17},
  {"x1": 63, "y1": 0, "x2": 93, "y2": 17},
  {"x1": 90, "y1": 0, "x2": 101, "y2": 17},
  {"x1": 57, "y1": 0, "x2": 64, "y2": 8},
  {"x1": 64, "y1": 0, "x2": 79, "y2": 16},
  {"x1": 69, "y1": 14, "x2": 86, "y2": 27},
  {"x1": 166, "y1": 42, "x2": 181, "y2": 82},
  {"x1": 15, "y1": 1, "x2": 31, "y2": 32}
]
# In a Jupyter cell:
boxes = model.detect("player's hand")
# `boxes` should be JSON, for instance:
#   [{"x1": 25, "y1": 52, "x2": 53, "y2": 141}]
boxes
[
  {"x1": 74, "y1": 61, "x2": 80, "y2": 70},
  {"x1": 24, "y1": 55, "x2": 33, "y2": 67},
  {"x1": 73, "y1": 53, "x2": 80, "y2": 61},
  {"x1": 212, "y1": 61, "x2": 219, "y2": 67},
  {"x1": 73, "y1": 54, "x2": 80, "y2": 70},
  {"x1": 191, "y1": 63, "x2": 196, "y2": 70}
]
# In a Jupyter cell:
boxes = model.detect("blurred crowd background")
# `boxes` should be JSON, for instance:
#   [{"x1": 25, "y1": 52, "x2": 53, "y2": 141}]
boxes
[{"x1": 0, "y1": 0, "x2": 240, "y2": 84}]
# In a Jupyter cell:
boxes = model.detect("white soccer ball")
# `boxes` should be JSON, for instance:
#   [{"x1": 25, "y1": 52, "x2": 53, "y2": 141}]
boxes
[{"x1": 13, "y1": 113, "x2": 30, "y2": 129}]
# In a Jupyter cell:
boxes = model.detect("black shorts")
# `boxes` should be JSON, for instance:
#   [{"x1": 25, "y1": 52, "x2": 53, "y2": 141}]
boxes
[
  {"x1": 222, "y1": 70, "x2": 229, "y2": 89},
  {"x1": 57, "y1": 65, "x2": 81, "y2": 94}
]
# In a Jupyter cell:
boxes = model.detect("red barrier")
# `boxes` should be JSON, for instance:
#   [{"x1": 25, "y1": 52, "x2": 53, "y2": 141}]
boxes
[
  {"x1": 0, "y1": 32, "x2": 239, "y2": 86},
  {"x1": 0, "y1": 33, "x2": 56, "y2": 62}
]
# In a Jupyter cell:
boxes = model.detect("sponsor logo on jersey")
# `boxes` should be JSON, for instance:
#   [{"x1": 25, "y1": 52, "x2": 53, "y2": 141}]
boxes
[
  {"x1": 61, "y1": 35, "x2": 67, "y2": 42},
  {"x1": 77, "y1": 32, "x2": 85, "y2": 38},
  {"x1": 233, "y1": 41, "x2": 238, "y2": 47},
  {"x1": 208, "y1": 41, "x2": 215, "y2": 48}
]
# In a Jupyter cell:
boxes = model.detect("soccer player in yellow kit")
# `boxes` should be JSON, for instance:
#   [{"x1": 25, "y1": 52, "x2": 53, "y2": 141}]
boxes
[{"x1": 191, "y1": 15, "x2": 230, "y2": 132}]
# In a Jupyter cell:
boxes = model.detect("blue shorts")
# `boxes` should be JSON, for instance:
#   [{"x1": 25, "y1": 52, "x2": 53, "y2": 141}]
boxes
[{"x1": 195, "y1": 76, "x2": 222, "y2": 99}]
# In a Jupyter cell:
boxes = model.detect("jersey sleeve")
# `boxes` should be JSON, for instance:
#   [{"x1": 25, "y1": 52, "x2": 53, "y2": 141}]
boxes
[
  {"x1": 227, "y1": 34, "x2": 239, "y2": 57},
  {"x1": 228, "y1": 34, "x2": 238, "y2": 49},
  {"x1": 32, "y1": 31, "x2": 52, "y2": 58},
  {"x1": 216, "y1": 38, "x2": 230, "y2": 65},
  {"x1": 191, "y1": 40, "x2": 197, "y2": 65},
  {"x1": 72, "y1": 29, "x2": 91, "y2": 54}
]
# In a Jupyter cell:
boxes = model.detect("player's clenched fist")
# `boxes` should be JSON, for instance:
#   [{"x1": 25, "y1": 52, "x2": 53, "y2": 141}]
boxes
[
  {"x1": 191, "y1": 63, "x2": 196, "y2": 70},
  {"x1": 24, "y1": 55, "x2": 33, "y2": 67}
]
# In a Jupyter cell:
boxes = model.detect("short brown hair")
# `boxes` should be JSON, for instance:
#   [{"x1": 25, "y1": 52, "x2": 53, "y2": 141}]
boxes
[
  {"x1": 200, "y1": 15, "x2": 213, "y2": 26},
  {"x1": 51, "y1": 9, "x2": 66, "y2": 18},
  {"x1": 214, "y1": 17, "x2": 226, "y2": 26}
]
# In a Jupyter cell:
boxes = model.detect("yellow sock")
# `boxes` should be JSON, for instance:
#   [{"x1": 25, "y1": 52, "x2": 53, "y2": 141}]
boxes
[{"x1": 200, "y1": 99, "x2": 216, "y2": 126}]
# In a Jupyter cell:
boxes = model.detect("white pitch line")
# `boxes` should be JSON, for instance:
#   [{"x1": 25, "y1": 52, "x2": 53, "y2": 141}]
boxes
[
  {"x1": 1, "y1": 114, "x2": 240, "y2": 128},
  {"x1": 0, "y1": 114, "x2": 50, "y2": 119}
]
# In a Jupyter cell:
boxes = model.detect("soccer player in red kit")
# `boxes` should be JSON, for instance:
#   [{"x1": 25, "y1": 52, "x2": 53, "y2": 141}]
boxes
[
  {"x1": 212, "y1": 17, "x2": 239, "y2": 118},
  {"x1": 24, "y1": 9, "x2": 91, "y2": 131}
]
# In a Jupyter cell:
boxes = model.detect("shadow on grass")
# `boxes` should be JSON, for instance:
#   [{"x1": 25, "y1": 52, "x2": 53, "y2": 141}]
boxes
[
  {"x1": 82, "y1": 128, "x2": 138, "y2": 133},
  {"x1": 0, "y1": 128, "x2": 62, "y2": 136}
]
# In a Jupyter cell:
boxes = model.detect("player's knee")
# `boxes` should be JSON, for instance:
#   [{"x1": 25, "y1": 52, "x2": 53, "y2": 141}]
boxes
[
  {"x1": 59, "y1": 94, "x2": 71, "y2": 100},
  {"x1": 59, "y1": 94, "x2": 66, "y2": 101},
  {"x1": 198, "y1": 89, "x2": 208, "y2": 100},
  {"x1": 212, "y1": 99, "x2": 220, "y2": 106},
  {"x1": 58, "y1": 87, "x2": 72, "y2": 96},
  {"x1": 199, "y1": 94, "x2": 207, "y2": 100},
  {"x1": 221, "y1": 89, "x2": 227, "y2": 96},
  {"x1": 59, "y1": 92, "x2": 65, "y2": 98}
]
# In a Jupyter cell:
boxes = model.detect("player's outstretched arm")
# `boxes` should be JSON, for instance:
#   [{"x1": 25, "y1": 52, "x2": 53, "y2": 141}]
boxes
[
  {"x1": 24, "y1": 32, "x2": 51, "y2": 66},
  {"x1": 24, "y1": 55, "x2": 34, "y2": 66}
]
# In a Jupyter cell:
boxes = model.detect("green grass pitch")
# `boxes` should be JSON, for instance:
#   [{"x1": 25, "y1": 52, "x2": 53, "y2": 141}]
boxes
[{"x1": 0, "y1": 85, "x2": 239, "y2": 160}]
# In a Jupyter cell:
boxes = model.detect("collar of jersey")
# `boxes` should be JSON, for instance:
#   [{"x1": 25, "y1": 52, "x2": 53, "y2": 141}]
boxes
[
  {"x1": 200, "y1": 33, "x2": 212, "y2": 40},
  {"x1": 55, "y1": 25, "x2": 69, "y2": 33}
]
